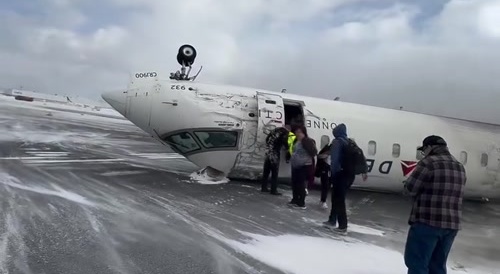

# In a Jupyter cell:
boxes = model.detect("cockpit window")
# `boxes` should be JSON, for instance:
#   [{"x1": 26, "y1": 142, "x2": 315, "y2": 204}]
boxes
[
  {"x1": 164, "y1": 132, "x2": 200, "y2": 153},
  {"x1": 194, "y1": 131, "x2": 238, "y2": 148}
]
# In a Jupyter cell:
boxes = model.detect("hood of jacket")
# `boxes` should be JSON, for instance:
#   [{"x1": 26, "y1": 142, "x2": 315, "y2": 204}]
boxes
[{"x1": 332, "y1": 123, "x2": 347, "y2": 139}]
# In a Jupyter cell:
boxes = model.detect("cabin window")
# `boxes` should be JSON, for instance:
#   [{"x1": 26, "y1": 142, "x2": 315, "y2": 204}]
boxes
[
  {"x1": 459, "y1": 151, "x2": 468, "y2": 165},
  {"x1": 392, "y1": 144, "x2": 401, "y2": 158},
  {"x1": 368, "y1": 141, "x2": 377, "y2": 156},
  {"x1": 164, "y1": 132, "x2": 200, "y2": 154},
  {"x1": 416, "y1": 147, "x2": 424, "y2": 160},
  {"x1": 481, "y1": 153, "x2": 488, "y2": 167},
  {"x1": 320, "y1": 135, "x2": 330, "y2": 149},
  {"x1": 194, "y1": 131, "x2": 239, "y2": 148}
]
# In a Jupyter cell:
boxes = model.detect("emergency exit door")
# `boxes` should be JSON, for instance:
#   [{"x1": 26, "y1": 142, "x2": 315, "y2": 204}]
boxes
[
  {"x1": 256, "y1": 92, "x2": 285, "y2": 155},
  {"x1": 228, "y1": 92, "x2": 286, "y2": 179},
  {"x1": 257, "y1": 92, "x2": 285, "y2": 133}
]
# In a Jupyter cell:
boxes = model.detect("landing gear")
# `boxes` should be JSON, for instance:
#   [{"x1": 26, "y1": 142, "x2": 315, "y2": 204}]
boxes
[
  {"x1": 170, "y1": 44, "x2": 203, "y2": 81},
  {"x1": 177, "y1": 44, "x2": 196, "y2": 67}
]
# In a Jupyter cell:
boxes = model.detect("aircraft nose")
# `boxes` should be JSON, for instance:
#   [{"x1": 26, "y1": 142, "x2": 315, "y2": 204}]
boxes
[{"x1": 102, "y1": 91, "x2": 127, "y2": 116}]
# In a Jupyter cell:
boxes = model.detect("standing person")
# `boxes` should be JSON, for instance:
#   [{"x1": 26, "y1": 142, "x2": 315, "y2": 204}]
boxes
[
  {"x1": 403, "y1": 135, "x2": 467, "y2": 274},
  {"x1": 288, "y1": 125, "x2": 317, "y2": 209},
  {"x1": 323, "y1": 123, "x2": 367, "y2": 234},
  {"x1": 306, "y1": 139, "x2": 317, "y2": 196},
  {"x1": 285, "y1": 117, "x2": 302, "y2": 163},
  {"x1": 315, "y1": 142, "x2": 332, "y2": 209},
  {"x1": 261, "y1": 126, "x2": 290, "y2": 195}
]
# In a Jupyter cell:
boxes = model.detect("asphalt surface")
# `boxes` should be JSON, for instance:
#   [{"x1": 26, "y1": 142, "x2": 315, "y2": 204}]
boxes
[{"x1": 0, "y1": 96, "x2": 499, "y2": 274}]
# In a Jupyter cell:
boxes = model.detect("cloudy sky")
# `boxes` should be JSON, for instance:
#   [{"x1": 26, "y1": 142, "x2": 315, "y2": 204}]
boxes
[{"x1": 1, "y1": 0, "x2": 500, "y2": 123}]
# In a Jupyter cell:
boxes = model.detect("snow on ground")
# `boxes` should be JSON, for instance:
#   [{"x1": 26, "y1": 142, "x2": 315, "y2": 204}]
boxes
[
  {"x1": 127, "y1": 153, "x2": 185, "y2": 160},
  {"x1": 0, "y1": 121, "x2": 118, "y2": 145},
  {"x1": 224, "y1": 232, "x2": 492, "y2": 274},
  {"x1": 301, "y1": 217, "x2": 386, "y2": 237},
  {"x1": 0, "y1": 171, "x2": 95, "y2": 207},
  {"x1": 0, "y1": 98, "x2": 141, "y2": 146},
  {"x1": 1, "y1": 93, "x2": 498, "y2": 274},
  {"x1": 0, "y1": 95, "x2": 124, "y2": 120},
  {"x1": 187, "y1": 171, "x2": 230, "y2": 185}
]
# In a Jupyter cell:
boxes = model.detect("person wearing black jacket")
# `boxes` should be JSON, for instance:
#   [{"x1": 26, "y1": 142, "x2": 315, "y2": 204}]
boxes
[
  {"x1": 315, "y1": 143, "x2": 331, "y2": 209},
  {"x1": 261, "y1": 126, "x2": 290, "y2": 195}
]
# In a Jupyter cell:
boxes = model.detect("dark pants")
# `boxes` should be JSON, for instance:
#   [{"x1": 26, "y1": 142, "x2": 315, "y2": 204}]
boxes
[
  {"x1": 328, "y1": 171, "x2": 355, "y2": 229},
  {"x1": 261, "y1": 157, "x2": 279, "y2": 193},
  {"x1": 307, "y1": 158, "x2": 315, "y2": 189},
  {"x1": 404, "y1": 222, "x2": 458, "y2": 274},
  {"x1": 291, "y1": 165, "x2": 310, "y2": 207},
  {"x1": 320, "y1": 171, "x2": 329, "y2": 202}
]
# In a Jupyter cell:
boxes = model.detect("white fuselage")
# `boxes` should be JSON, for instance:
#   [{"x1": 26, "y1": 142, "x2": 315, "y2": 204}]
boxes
[{"x1": 102, "y1": 75, "x2": 500, "y2": 200}]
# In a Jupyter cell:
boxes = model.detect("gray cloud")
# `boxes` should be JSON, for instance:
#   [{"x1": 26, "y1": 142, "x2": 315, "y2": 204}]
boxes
[{"x1": 0, "y1": 0, "x2": 499, "y2": 123}]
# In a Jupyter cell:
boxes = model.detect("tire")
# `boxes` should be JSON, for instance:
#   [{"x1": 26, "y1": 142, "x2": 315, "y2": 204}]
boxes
[{"x1": 176, "y1": 44, "x2": 197, "y2": 66}]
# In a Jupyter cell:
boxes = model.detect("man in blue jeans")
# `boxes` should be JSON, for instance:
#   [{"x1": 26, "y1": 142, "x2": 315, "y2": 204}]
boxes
[{"x1": 404, "y1": 135, "x2": 467, "y2": 274}]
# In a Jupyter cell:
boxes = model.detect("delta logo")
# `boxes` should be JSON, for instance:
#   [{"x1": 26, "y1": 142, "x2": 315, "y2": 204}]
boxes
[{"x1": 401, "y1": 161, "x2": 418, "y2": 176}]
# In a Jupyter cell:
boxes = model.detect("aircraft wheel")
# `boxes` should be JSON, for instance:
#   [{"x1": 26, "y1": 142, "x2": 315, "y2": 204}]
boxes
[{"x1": 177, "y1": 44, "x2": 197, "y2": 66}]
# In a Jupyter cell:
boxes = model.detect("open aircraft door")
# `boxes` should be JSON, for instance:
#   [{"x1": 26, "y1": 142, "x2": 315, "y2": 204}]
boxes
[
  {"x1": 256, "y1": 92, "x2": 285, "y2": 155},
  {"x1": 228, "y1": 92, "x2": 285, "y2": 179}
]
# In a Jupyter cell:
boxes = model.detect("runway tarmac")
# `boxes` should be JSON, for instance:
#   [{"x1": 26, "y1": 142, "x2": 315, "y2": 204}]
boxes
[{"x1": 0, "y1": 96, "x2": 499, "y2": 274}]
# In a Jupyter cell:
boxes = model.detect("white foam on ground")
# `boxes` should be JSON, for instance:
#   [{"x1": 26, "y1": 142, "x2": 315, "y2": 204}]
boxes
[
  {"x1": 348, "y1": 224, "x2": 386, "y2": 236},
  {"x1": 188, "y1": 171, "x2": 229, "y2": 185},
  {"x1": 301, "y1": 217, "x2": 386, "y2": 237},
  {"x1": 225, "y1": 232, "x2": 490, "y2": 274}
]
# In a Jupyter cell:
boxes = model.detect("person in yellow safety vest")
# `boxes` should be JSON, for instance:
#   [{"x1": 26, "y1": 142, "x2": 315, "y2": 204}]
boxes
[{"x1": 286, "y1": 130, "x2": 297, "y2": 163}]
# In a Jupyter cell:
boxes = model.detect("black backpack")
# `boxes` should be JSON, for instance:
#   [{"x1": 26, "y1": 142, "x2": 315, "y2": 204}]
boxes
[{"x1": 340, "y1": 138, "x2": 368, "y2": 175}]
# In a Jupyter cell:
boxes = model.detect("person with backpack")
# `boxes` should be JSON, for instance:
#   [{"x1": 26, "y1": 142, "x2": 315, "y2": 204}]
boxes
[{"x1": 323, "y1": 123, "x2": 368, "y2": 234}]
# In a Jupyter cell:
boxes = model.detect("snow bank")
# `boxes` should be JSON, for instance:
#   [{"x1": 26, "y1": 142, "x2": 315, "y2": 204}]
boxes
[{"x1": 225, "y1": 232, "x2": 489, "y2": 274}]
